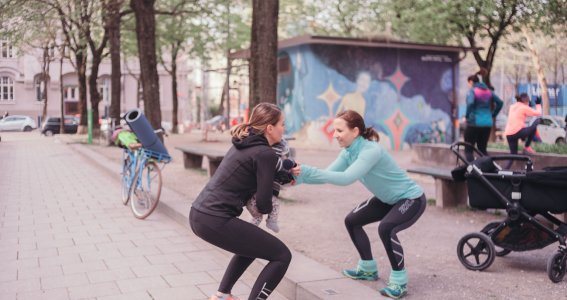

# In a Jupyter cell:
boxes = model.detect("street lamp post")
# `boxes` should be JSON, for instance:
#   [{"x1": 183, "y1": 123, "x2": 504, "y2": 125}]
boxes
[{"x1": 229, "y1": 80, "x2": 241, "y2": 123}]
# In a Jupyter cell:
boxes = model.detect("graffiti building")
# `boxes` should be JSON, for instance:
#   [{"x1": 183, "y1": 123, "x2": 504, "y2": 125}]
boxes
[{"x1": 270, "y1": 35, "x2": 475, "y2": 150}]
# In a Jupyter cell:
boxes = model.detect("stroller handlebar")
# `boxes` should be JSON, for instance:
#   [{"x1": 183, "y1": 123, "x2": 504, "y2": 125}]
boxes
[
  {"x1": 450, "y1": 141, "x2": 484, "y2": 164},
  {"x1": 450, "y1": 141, "x2": 534, "y2": 171}
]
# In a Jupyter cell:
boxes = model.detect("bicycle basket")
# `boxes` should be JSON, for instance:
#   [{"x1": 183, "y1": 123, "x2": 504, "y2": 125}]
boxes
[{"x1": 141, "y1": 148, "x2": 172, "y2": 163}]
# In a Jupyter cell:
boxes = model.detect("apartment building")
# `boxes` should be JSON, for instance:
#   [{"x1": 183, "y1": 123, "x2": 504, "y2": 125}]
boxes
[{"x1": 0, "y1": 40, "x2": 191, "y2": 126}]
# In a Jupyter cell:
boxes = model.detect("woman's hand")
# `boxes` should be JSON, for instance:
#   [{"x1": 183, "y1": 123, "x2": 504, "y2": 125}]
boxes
[{"x1": 291, "y1": 164, "x2": 301, "y2": 176}]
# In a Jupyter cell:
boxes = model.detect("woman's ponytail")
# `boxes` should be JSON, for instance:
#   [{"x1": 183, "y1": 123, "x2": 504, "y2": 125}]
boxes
[
  {"x1": 362, "y1": 127, "x2": 380, "y2": 142},
  {"x1": 336, "y1": 110, "x2": 380, "y2": 142},
  {"x1": 230, "y1": 102, "x2": 282, "y2": 140},
  {"x1": 231, "y1": 123, "x2": 250, "y2": 140}
]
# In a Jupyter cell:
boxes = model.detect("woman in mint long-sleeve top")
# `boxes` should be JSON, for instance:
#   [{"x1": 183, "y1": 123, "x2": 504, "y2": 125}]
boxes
[{"x1": 293, "y1": 110, "x2": 426, "y2": 299}]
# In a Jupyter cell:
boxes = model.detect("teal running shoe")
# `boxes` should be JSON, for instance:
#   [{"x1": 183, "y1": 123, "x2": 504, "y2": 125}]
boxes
[
  {"x1": 342, "y1": 268, "x2": 378, "y2": 281},
  {"x1": 379, "y1": 283, "x2": 407, "y2": 299}
]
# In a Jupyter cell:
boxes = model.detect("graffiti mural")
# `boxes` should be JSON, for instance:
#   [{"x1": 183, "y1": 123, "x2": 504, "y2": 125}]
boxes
[{"x1": 277, "y1": 44, "x2": 458, "y2": 150}]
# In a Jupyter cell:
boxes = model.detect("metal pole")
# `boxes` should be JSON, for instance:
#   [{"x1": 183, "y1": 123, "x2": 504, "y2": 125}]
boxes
[{"x1": 87, "y1": 108, "x2": 92, "y2": 144}]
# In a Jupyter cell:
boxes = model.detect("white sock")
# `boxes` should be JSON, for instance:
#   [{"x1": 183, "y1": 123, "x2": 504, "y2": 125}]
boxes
[
  {"x1": 215, "y1": 292, "x2": 230, "y2": 299},
  {"x1": 266, "y1": 220, "x2": 280, "y2": 233}
]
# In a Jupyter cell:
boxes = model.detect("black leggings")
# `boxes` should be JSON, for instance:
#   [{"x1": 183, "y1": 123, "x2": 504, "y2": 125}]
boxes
[
  {"x1": 464, "y1": 126, "x2": 492, "y2": 161},
  {"x1": 344, "y1": 195, "x2": 426, "y2": 271},
  {"x1": 189, "y1": 208, "x2": 291, "y2": 300},
  {"x1": 506, "y1": 118, "x2": 541, "y2": 154}
]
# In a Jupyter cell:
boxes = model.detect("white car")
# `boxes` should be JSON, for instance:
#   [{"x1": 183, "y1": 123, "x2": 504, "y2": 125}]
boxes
[
  {"x1": 531, "y1": 115, "x2": 566, "y2": 144},
  {"x1": 0, "y1": 115, "x2": 37, "y2": 132}
]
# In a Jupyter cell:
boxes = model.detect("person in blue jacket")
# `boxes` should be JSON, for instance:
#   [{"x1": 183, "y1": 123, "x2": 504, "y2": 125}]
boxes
[
  {"x1": 464, "y1": 72, "x2": 503, "y2": 161},
  {"x1": 293, "y1": 110, "x2": 426, "y2": 299}
]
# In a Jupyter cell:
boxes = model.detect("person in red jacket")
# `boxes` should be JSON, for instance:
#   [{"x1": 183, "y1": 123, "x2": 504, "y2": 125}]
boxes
[{"x1": 504, "y1": 93, "x2": 542, "y2": 155}]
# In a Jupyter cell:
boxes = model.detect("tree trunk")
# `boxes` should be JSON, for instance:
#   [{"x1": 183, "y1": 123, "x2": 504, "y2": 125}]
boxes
[
  {"x1": 522, "y1": 27, "x2": 550, "y2": 115},
  {"x1": 136, "y1": 79, "x2": 142, "y2": 108},
  {"x1": 249, "y1": 0, "x2": 279, "y2": 108},
  {"x1": 107, "y1": 0, "x2": 122, "y2": 126},
  {"x1": 76, "y1": 50, "x2": 89, "y2": 132},
  {"x1": 224, "y1": 54, "x2": 232, "y2": 128},
  {"x1": 86, "y1": 18, "x2": 109, "y2": 133},
  {"x1": 88, "y1": 55, "x2": 102, "y2": 131},
  {"x1": 41, "y1": 45, "x2": 50, "y2": 122},
  {"x1": 130, "y1": 0, "x2": 162, "y2": 132},
  {"x1": 171, "y1": 56, "x2": 179, "y2": 134},
  {"x1": 59, "y1": 45, "x2": 65, "y2": 134}
]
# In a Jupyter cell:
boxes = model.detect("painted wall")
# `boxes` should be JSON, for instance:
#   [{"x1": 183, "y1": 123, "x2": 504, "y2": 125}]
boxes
[{"x1": 277, "y1": 44, "x2": 458, "y2": 150}]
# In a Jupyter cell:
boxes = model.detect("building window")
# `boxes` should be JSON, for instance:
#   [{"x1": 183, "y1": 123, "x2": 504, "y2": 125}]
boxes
[
  {"x1": 1, "y1": 40, "x2": 15, "y2": 58},
  {"x1": 0, "y1": 76, "x2": 15, "y2": 102},
  {"x1": 64, "y1": 85, "x2": 79, "y2": 101},
  {"x1": 98, "y1": 77, "x2": 110, "y2": 104},
  {"x1": 65, "y1": 102, "x2": 79, "y2": 115},
  {"x1": 35, "y1": 75, "x2": 48, "y2": 102}
]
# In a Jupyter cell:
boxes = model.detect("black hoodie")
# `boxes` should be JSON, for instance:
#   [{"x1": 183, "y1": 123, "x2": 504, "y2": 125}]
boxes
[{"x1": 191, "y1": 132, "x2": 278, "y2": 218}]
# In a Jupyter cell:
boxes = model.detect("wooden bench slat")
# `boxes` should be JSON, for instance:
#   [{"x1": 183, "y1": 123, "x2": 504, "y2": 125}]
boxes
[
  {"x1": 176, "y1": 146, "x2": 226, "y2": 177},
  {"x1": 406, "y1": 167, "x2": 453, "y2": 180},
  {"x1": 175, "y1": 146, "x2": 225, "y2": 158},
  {"x1": 406, "y1": 166, "x2": 467, "y2": 208}
]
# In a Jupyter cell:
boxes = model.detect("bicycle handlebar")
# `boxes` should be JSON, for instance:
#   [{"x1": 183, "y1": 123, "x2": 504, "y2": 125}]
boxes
[{"x1": 154, "y1": 128, "x2": 168, "y2": 137}]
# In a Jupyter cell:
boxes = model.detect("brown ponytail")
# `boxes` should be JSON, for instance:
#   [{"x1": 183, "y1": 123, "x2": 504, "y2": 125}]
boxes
[
  {"x1": 362, "y1": 127, "x2": 380, "y2": 142},
  {"x1": 336, "y1": 110, "x2": 379, "y2": 142}
]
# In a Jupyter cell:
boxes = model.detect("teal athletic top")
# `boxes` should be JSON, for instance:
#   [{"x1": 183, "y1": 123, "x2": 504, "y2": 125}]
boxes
[{"x1": 295, "y1": 136, "x2": 423, "y2": 204}]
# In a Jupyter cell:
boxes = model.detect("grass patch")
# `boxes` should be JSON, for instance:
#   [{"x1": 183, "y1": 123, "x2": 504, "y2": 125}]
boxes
[
  {"x1": 426, "y1": 198, "x2": 436, "y2": 206},
  {"x1": 455, "y1": 205, "x2": 472, "y2": 213},
  {"x1": 488, "y1": 142, "x2": 567, "y2": 154},
  {"x1": 190, "y1": 168, "x2": 208, "y2": 176},
  {"x1": 277, "y1": 196, "x2": 297, "y2": 204}
]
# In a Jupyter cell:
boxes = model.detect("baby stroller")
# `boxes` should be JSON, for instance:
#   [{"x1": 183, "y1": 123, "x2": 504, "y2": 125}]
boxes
[{"x1": 450, "y1": 142, "x2": 567, "y2": 283}]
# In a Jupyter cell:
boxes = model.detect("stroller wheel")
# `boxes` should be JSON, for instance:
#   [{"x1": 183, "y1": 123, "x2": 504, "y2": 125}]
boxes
[
  {"x1": 457, "y1": 232, "x2": 496, "y2": 271},
  {"x1": 481, "y1": 222, "x2": 512, "y2": 257},
  {"x1": 547, "y1": 251, "x2": 567, "y2": 283}
]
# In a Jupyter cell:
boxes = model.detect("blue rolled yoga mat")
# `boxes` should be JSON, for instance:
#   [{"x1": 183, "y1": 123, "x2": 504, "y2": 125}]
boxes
[{"x1": 123, "y1": 109, "x2": 169, "y2": 155}]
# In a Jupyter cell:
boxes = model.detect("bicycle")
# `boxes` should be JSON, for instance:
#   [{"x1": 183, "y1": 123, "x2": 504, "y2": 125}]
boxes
[{"x1": 121, "y1": 135, "x2": 171, "y2": 219}]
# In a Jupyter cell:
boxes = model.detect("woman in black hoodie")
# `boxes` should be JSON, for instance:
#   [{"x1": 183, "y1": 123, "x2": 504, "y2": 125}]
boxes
[{"x1": 190, "y1": 103, "x2": 290, "y2": 300}]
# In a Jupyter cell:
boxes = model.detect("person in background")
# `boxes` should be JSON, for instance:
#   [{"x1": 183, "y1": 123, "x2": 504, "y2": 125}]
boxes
[
  {"x1": 293, "y1": 110, "x2": 426, "y2": 299},
  {"x1": 504, "y1": 93, "x2": 542, "y2": 155},
  {"x1": 463, "y1": 72, "x2": 503, "y2": 161}
]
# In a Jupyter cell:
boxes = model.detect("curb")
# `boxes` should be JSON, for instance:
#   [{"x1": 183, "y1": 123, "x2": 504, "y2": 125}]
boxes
[{"x1": 67, "y1": 141, "x2": 380, "y2": 299}]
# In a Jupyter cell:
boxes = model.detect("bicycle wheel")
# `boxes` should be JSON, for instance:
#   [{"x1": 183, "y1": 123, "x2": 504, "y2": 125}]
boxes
[
  {"x1": 121, "y1": 156, "x2": 132, "y2": 205},
  {"x1": 129, "y1": 161, "x2": 162, "y2": 219}
]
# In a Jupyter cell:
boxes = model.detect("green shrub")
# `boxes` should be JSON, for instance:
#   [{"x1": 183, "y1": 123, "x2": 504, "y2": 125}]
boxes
[{"x1": 488, "y1": 142, "x2": 567, "y2": 154}]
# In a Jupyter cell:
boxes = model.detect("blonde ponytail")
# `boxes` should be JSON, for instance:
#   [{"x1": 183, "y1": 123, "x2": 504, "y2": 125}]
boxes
[
  {"x1": 231, "y1": 123, "x2": 251, "y2": 140},
  {"x1": 231, "y1": 103, "x2": 282, "y2": 140}
]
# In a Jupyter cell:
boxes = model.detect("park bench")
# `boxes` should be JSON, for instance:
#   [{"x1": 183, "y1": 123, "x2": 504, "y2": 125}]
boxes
[
  {"x1": 176, "y1": 146, "x2": 225, "y2": 177},
  {"x1": 406, "y1": 166, "x2": 467, "y2": 208}
]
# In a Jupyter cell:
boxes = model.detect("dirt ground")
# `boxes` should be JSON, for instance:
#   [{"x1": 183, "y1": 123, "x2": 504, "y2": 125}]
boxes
[{"x1": 68, "y1": 130, "x2": 566, "y2": 299}]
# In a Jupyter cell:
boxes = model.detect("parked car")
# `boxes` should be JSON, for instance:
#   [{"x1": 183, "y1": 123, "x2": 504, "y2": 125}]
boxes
[
  {"x1": 0, "y1": 115, "x2": 37, "y2": 132},
  {"x1": 41, "y1": 116, "x2": 79, "y2": 136},
  {"x1": 532, "y1": 115, "x2": 566, "y2": 144}
]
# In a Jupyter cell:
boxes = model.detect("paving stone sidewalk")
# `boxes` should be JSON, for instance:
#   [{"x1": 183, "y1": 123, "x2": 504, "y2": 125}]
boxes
[
  {"x1": 0, "y1": 133, "x2": 289, "y2": 300},
  {"x1": 4, "y1": 132, "x2": 567, "y2": 299}
]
